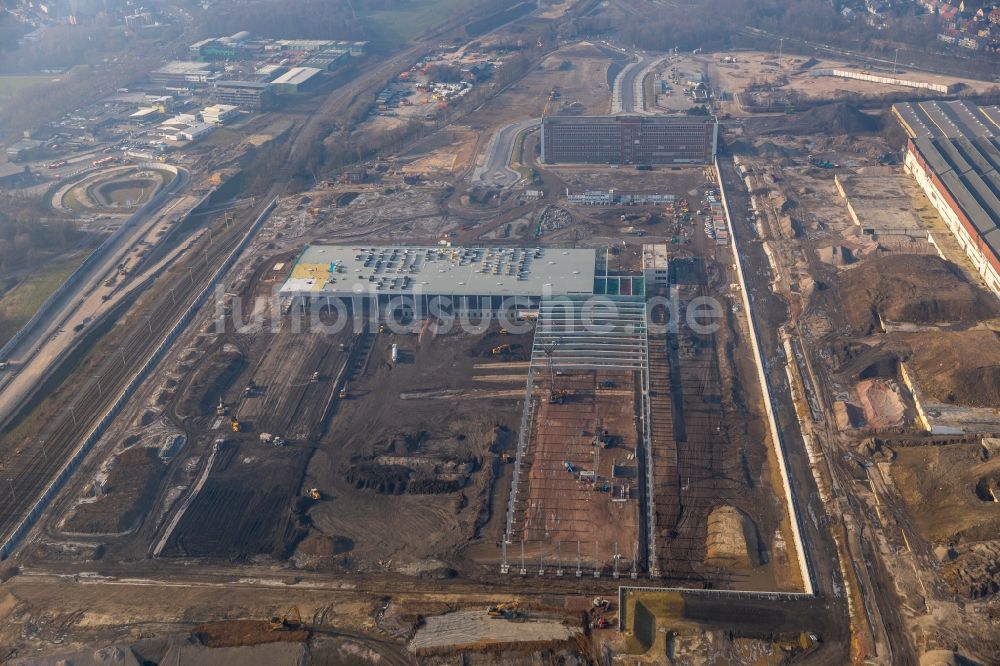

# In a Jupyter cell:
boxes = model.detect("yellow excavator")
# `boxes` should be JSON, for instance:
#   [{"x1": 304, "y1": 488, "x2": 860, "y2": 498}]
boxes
[
  {"x1": 487, "y1": 602, "x2": 526, "y2": 620},
  {"x1": 269, "y1": 606, "x2": 303, "y2": 631}
]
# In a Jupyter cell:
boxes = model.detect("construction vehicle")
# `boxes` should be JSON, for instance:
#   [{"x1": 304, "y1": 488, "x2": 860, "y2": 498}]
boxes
[
  {"x1": 377, "y1": 324, "x2": 385, "y2": 333},
  {"x1": 268, "y1": 606, "x2": 303, "y2": 631},
  {"x1": 592, "y1": 423, "x2": 611, "y2": 448},
  {"x1": 391, "y1": 343, "x2": 399, "y2": 364},
  {"x1": 216, "y1": 398, "x2": 226, "y2": 417},
  {"x1": 593, "y1": 597, "x2": 611, "y2": 611},
  {"x1": 487, "y1": 602, "x2": 525, "y2": 620},
  {"x1": 594, "y1": 616, "x2": 612, "y2": 629},
  {"x1": 307, "y1": 488, "x2": 321, "y2": 500},
  {"x1": 491, "y1": 344, "x2": 511, "y2": 356},
  {"x1": 230, "y1": 417, "x2": 240, "y2": 433},
  {"x1": 259, "y1": 432, "x2": 285, "y2": 446},
  {"x1": 311, "y1": 371, "x2": 320, "y2": 382},
  {"x1": 499, "y1": 328, "x2": 509, "y2": 335},
  {"x1": 338, "y1": 382, "x2": 349, "y2": 399}
]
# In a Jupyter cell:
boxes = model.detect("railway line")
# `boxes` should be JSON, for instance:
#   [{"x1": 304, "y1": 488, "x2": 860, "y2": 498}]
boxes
[
  {"x1": 0, "y1": 197, "x2": 267, "y2": 553},
  {"x1": 0, "y1": 0, "x2": 558, "y2": 562}
]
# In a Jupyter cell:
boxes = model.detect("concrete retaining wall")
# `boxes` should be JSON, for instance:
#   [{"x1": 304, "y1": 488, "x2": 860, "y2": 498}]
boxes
[
  {"x1": 0, "y1": 197, "x2": 278, "y2": 559},
  {"x1": 714, "y1": 158, "x2": 815, "y2": 595}
]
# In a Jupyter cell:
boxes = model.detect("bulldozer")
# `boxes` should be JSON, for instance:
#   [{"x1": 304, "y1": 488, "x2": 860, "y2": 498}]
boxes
[{"x1": 268, "y1": 606, "x2": 303, "y2": 631}]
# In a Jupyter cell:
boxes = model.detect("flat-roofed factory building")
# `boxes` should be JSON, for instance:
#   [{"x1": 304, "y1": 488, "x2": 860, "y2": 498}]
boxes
[
  {"x1": 894, "y1": 101, "x2": 1000, "y2": 298},
  {"x1": 279, "y1": 245, "x2": 600, "y2": 318},
  {"x1": 540, "y1": 115, "x2": 717, "y2": 165}
]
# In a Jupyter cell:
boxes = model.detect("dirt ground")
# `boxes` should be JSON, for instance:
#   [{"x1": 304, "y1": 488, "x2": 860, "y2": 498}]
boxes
[
  {"x1": 298, "y1": 323, "x2": 527, "y2": 573},
  {"x1": 515, "y1": 369, "x2": 642, "y2": 571},
  {"x1": 891, "y1": 442, "x2": 1000, "y2": 544},
  {"x1": 700, "y1": 50, "x2": 994, "y2": 116}
]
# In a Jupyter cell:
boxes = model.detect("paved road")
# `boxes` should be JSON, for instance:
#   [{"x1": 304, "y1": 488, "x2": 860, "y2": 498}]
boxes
[
  {"x1": 0, "y1": 169, "x2": 194, "y2": 430},
  {"x1": 471, "y1": 118, "x2": 539, "y2": 188},
  {"x1": 612, "y1": 54, "x2": 646, "y2": 113}
]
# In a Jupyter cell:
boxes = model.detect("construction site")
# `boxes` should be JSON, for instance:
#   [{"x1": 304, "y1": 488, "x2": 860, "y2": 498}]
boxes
[{"x1": 4, "y1": 0, "x2": 1000, "y2": 660}]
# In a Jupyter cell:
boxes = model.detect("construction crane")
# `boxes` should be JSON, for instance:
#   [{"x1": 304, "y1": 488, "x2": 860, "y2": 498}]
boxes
[{"x1": 268, "y1": 606, "x2": 303, "y2": 631}]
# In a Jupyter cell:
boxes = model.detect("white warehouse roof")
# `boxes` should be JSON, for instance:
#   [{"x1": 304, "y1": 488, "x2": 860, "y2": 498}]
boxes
[
  {"x1": 280, "y1": 245, "x2": 597, "y2": 297},
  {"x1": 272, "y1": 67, "x2": 322, "y2": 86}
]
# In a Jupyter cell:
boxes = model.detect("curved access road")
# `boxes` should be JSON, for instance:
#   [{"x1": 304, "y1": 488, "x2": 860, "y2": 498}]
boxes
[{"x1": 471, "y1": 117, "x2": 540, "y2": 188}]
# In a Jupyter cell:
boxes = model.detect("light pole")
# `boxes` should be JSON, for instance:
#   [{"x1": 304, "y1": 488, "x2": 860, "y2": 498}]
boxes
[{"x1": 893, "y1": 48, "x2": 900, "y2": 74}]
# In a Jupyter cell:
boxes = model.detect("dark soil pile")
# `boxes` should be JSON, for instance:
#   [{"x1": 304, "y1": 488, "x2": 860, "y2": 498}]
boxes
[
  {"x1": 899, "y1": 330, "x2": 1000, "y2": 407},
  {"x1": 64, "y1": 447, "x2": 166, "y2": 534},
  {"x1": 836, "y1": 255, "x2": 999, "y2": 334},
  {"x1": 783, "y1": 102, "x2": 882, "y2": 136}
]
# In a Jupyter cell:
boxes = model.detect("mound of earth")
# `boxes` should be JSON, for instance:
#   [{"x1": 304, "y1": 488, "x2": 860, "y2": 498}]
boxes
[
  {"x1": 941, "y1": 541, "x2": 1000, "y2": 599},
  {"x1": 899, "y1": 330, "x2": 1000, "y2": 407},
  {"x1": 856, "y1": 378, "x2": 907, "y2": 429},
  {"x1": 705, "y1": 505, "x2": 761, "y2": 569},
  {"x1": 296, "y1": 534, "x2": 354, "y2": 556},
  {"x1": 784, "y1": 102, "x2": 882, "y2": 136},
  {"x1": 919, "y1": 650, "x2": 981, "y2": 666},
  {"x1": 63, "y1": 447, "x2": 166, "y2": 534},
  {"x1": 835, "y1": 255, "x2": 999, "y2": 334}
]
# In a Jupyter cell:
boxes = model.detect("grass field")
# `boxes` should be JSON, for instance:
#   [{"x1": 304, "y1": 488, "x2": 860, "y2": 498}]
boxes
[
  {"x1": 0, "y1": 75, "x2": 53, "y2": 100},
  {"x1": 361, "y1": 0, "x2": 466, "y2": 50},
  {"x1": 0, "y1": 256, "x2": 84, "y2": 349}
]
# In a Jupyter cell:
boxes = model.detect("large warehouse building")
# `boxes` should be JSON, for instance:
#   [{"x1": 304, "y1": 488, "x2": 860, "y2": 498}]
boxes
[
  {"x1": 894, "y1": 101, "x2": 1000, "y2": 298},
  {"x1": 540, "y1": 115, "x2": 717, "y2": 165},
  {"x1": 279, "y1": 244, "x2": 653, "y2": 319}
]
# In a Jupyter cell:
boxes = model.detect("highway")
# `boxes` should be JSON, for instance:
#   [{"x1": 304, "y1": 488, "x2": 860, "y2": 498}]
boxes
[
  {"x1": 0, "y1": 191, "x2": 270, "y2": 555},
  {"x1": 0, "y1": 169, "x2": 196, "y2": 430}
]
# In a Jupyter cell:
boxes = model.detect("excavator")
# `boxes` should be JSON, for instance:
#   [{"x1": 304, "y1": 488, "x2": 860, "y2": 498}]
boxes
[
  {"x1": 487, "y1": 602, "x2": 525, "y2": 620},
  {"x1": 491, "y1": 344, "x2": 512, "y2": 356},
  {"x1": 268, "y1": 606, "x2": 303, "y2": 631}
]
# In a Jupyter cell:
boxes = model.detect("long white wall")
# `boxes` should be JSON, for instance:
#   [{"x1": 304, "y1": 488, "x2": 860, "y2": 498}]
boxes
[{"x1": 715, "y1": 158, "x2": 815, "y2": 595}]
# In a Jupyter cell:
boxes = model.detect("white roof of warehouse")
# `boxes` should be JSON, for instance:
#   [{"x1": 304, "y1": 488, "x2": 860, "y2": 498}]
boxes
[
  {"x1": 272, "y1": 67, "x2": 322, "y2": 85},
  {"x1": 280, "y1": 245, "x2": 597, "y2": 297}
]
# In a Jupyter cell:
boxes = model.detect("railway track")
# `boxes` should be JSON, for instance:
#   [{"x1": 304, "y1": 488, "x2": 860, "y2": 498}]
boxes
[{"x1": 0, "y1": 199, "x2": 263, "y2": 554}]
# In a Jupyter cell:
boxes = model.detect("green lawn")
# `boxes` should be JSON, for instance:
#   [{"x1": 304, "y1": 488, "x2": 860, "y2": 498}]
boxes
[
  {"x1": 0, "y1": 75, "x2": 53, "y2": 100},
  {"x1": 361, "y1": 0, "x2": 466, "y2": 50},
  {"x1": 0, "y1": 256, "x2": 84, "y2": 348}
]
